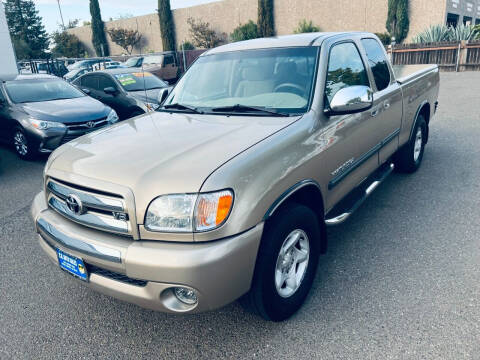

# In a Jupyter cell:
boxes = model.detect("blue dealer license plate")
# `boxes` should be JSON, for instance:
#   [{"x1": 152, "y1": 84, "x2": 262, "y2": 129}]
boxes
[{"x1": 56, "y1": 249, "x2": 88, "y2": 281}]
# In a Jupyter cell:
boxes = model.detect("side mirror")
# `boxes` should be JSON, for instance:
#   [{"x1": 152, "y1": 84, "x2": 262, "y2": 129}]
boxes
[
  {"x1": 104, "y1": 87, "x2": 118, "y2": 95},
  {"x1": 158, "y1": 87, "x2": 172, "y2": 104},
  {"x1": 326, "y1": 86, "x2": 373, "y2": 116},
  {"x1": 82, "y1": 88, "x2": 91, "y2": 95}
]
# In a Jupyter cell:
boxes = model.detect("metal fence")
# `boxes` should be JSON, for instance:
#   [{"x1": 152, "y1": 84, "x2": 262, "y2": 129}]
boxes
[{"x1": 388, "y1": 40, "x2": 480, "y2": 71}]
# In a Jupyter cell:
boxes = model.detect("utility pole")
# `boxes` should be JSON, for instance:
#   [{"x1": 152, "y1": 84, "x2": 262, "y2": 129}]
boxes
[{"x1": 57, "y1": 0, "x2": 65, "y2": 29}]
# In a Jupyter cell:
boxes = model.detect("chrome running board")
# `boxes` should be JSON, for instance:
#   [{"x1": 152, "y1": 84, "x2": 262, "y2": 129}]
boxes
[{"x1": 325, "y1": 163, "x2": 394, "y2": 226}]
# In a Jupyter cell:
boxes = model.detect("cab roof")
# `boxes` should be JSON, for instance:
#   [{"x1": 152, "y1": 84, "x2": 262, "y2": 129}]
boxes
[{"x1": 203, "y1": 32, "x2": 374, "y2": 55}]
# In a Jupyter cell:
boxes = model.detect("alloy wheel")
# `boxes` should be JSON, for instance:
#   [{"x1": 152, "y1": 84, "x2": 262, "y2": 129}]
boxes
[{"x1": 274, "y1": 229, "x2": 310, "y2": 298}]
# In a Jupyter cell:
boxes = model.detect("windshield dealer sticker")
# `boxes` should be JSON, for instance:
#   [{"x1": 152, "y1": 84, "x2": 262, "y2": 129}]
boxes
[{"x1": 115, "y1": 74, "x2": 137, "y2": 86}]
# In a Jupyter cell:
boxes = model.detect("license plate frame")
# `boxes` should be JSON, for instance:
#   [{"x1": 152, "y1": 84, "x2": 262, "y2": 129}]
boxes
[{"x1": 56, "y1": 248, "x2": 88, "y2": 282}]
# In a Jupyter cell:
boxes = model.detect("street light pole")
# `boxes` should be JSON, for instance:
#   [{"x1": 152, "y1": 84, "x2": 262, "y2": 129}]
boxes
[{"x1": 57, "y1": 0, "x2": 65, "y2": 29}]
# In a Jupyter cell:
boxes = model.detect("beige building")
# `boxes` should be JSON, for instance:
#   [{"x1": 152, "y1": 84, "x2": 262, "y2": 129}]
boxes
[{"x1": 69, "y1": 0, "x2": 453, "y2": 56}]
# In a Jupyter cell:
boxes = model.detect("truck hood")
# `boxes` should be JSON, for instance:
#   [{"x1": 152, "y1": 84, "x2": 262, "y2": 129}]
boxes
[{"x1": 47, "y1": 111, "x2": 300, "y2": 212}]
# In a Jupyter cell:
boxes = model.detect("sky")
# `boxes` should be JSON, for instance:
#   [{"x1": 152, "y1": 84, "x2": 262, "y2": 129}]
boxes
[{"x1": 35, "y1": 0, "x2": 222, "y2": 34}]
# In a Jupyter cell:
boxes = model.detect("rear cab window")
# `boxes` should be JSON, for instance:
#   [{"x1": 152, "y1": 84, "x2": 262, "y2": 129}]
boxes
[{"x1": 361, "y1": 38, "x2": 391, "y2": 91}]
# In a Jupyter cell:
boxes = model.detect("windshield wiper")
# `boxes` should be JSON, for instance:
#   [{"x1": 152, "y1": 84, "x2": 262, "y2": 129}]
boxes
[
  {"x1": 162, "y1": 103, "x2": 203, "y2": 114},
  {"x1": 211, "y1": 104, "x2": 288, "y2": 117}
]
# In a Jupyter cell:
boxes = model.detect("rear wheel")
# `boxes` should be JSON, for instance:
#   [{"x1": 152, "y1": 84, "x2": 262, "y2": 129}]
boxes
[
  {"x1": 243, "y1": 204, "x2": 321, "y2": 321},
  {"x1": 394, "y1": 115, "x2": 427, "y2": 173}
]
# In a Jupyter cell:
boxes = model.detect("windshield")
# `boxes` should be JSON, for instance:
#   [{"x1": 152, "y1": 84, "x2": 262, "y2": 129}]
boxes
[
  {"x1": 5, "y1": 78, "x2": 85, "y2": 103},
  {"x1": 69, "y1": 60, "x2": 89, "y2": 69},
  {"x1": 125, "y1": 57, "x2": 141, "y2": 67},
  {"x1": 114, "y1": 72, "x2": 167, "y2": 91},
  {"x1": 164, "y1": 47, "x2": 318, "y2": 115},
  {"x1": 143, "y1": 56, "x2": 162, "y2": 64}
]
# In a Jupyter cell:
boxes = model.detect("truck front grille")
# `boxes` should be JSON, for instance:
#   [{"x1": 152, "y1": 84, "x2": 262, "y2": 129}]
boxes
[{"x1": 46, "y1": 179, "x2": 131, "y2": 236}]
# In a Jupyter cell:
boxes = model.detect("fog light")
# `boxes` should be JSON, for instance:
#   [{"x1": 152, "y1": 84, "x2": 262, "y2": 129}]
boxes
[{"x1": 174, "y1": 287, "x2": 198, "y2": 305}]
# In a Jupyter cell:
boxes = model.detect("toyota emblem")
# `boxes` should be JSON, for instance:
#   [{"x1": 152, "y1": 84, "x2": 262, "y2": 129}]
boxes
[
  {"x1": 86, "y1": 121, "x2": 95, "y2": 128},
  {"x1": 66, "y1": 194, "x2": 83, "y2": 215}
]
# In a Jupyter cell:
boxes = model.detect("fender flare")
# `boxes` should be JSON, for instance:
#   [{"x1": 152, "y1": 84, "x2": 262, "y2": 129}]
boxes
[{"x1": 409, "y1": 100, "x2": 430, "y2": 143}]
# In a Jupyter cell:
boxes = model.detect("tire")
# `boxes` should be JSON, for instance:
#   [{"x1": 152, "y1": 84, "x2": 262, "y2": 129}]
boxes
[
  {"x1": 242, "y1": 204, "x2": 321, "y2": 321},
  {"x1": 394, "y1": 115, "x2": 427, "y2": 173},
  {"x1": 13, "y1": 127, "x2": 35, "y2": 160}
]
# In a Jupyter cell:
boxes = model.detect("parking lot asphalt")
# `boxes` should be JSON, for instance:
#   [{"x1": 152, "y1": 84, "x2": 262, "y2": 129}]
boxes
[{"x1": 0, "y1": 72, "x2": 479, "y2": 359}]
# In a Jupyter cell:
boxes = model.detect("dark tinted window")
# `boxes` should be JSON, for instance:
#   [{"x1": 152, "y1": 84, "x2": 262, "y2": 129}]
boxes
[
  {"x1": 82, "y1": 75, "x2": 99, "y2": 89},
  {"x1": 164, "y1": 55, "x2": 174, "y2": 65},
  {"x1": 98, "y1": 75, "x2": 117, "y2": 91},
  {"x1": 4, "y1": 79, "x2": 84, "y2": 103},
  {"x1": 325, "y1": 42, "x2": 369, "y2": 103},
  {"x1": 361, "y1": 38, "x2": 391, "y2": 91}
]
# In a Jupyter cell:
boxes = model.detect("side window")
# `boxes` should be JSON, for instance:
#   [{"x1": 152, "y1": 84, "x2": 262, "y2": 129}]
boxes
[
  {"x1": 98, "y1": 76, "x2": 117, "y2": 91},
  {"x1": 164, "y1": 55, "x2": 174, "y2": 66},
  {"x1": 361, "y1": 38, "x2": 391, "y2": 91},
  {"x1": 82, "y1": 75, "x2": 99, "y2": 89},
  {"x1": 325, "y1": 42, "x2": 369, "y2": 104}
]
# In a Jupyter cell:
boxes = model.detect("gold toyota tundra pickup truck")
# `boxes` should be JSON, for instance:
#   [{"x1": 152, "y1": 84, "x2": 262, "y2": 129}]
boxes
[{"x1": 31, "y1": 32, "x2": 439, "y2": 321}]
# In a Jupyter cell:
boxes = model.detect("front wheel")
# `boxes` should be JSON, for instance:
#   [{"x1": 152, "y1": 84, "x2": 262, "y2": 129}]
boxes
[
  {"x1": 242, "y1": 204, "x2": 321, "y2": 321},
  {"x1": 394, "y1": 115, "x2": 427, "y2": 173},
  {"x1": 13, "y1": 127, "x2": 35, "y2": 160}
]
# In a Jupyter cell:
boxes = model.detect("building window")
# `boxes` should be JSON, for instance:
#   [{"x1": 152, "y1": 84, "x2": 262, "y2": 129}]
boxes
[
  {"x1": 475, "y1": 19, "x2": 480, "y2": 25},
  {"x1": 463, "y1": 16, "x2": 473, "y2": 25},
  {"x1": 447, "y1": 13, "x2": 459, "y2": 27}
]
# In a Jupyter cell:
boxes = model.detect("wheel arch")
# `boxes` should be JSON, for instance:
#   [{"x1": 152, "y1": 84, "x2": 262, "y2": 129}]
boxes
[
  {"x1": 410, "y1": 101, "x2": 430, "y2": 144},
  {"x1": 263, "y1": 180, "x2": 327, "y2": 254}
]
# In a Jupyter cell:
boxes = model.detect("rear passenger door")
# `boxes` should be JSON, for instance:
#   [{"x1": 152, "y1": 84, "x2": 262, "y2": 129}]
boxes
[{"x1": 360, "y1": 38, "x2": 403, "y2": 164}]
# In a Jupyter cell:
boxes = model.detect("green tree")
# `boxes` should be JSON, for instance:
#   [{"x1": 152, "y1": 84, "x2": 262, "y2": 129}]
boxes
[
  {"x1": 89, "y1": 0, "x2": 109, "y2": 56},
  {"x1": 158, "y1": 0, "x2": 176, "y2": 51},
  {"x1": 294, "y1": 19, "x2": 320, "y2": 34},
  {"x1": 386, "y1": 0, "x2": 409, "y2": 43},
  {"x1": 107, "y1": 28, "x2": 142, "y2": 54},
  {"x1": 4, "y1": 0, "x2": 49, "y2": 59},
  {"x1": 258, "y1": 0, "x2": 274, "y2": 37},
  {"x1": 230, "y1": 20, "x2": 259, "y2": 42}
]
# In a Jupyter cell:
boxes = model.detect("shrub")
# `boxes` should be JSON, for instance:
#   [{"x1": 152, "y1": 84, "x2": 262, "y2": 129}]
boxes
[
  {"x1": 180, "y1": 41, "x2": 195, "y2": 50},
  {"x1": 413, "y1": 24, "x2": 477, "y2": 43},
  {"x1": 231, "y1": 20, "x2": 259, "y2": 42},
  {"x1": 375, "y1": 32, "x2": 392, "y2": 45},
  {"x1": 187, "y1": 17, "x2": 224, "y2": 48},
  {"x1": 449, "y1": 24, "x2": 477, "y2": 41},
  {"x1": 294, "y1": 19, "x2": 320, "y2": 34},
  {"x1": 107, "y1": 28, "x2": 142, "y2": 54}
]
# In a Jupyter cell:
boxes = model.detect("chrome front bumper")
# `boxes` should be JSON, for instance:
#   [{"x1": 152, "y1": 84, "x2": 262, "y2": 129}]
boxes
[{"x1": 31, "y1": 192, "x2": 263, "y2": 313}]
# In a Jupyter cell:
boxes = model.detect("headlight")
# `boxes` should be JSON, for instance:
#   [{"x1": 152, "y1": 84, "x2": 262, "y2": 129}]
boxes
[
  {"x1": 145, "y1": 190, "x2": 234, "y2": 232},
  {"x1": 30, "y1": 118, "x2": 66, "y2": 130},
  {"x1": 106, "y1": 109, "x2": 119, "y2": 124}
]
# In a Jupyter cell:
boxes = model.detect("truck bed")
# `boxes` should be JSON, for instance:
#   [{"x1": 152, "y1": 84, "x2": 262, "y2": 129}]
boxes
[{"x1": 393, "y1": 64, "x2": 438, "y2": 85}]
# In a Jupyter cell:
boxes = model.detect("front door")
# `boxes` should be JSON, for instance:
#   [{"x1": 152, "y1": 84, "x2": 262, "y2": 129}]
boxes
[{"x1": 320, "y1": 40, "x2": 382, "y2": 210}]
